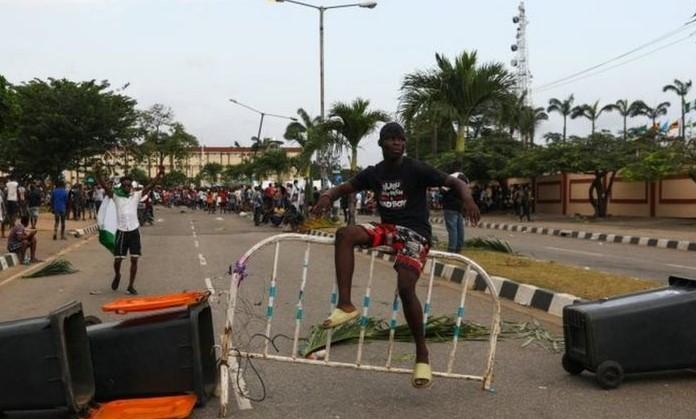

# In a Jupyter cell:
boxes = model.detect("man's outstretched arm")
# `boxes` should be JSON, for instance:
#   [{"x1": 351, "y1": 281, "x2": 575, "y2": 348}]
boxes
[
  {"x1": 310, "y1": 182, "x2": 357, "y2": 217},
  {"x1": 95, "y1": 162, "x2": 113, "y2": 199},
  {"x1": 142, "y1": 166, "x2": 165, "y2": 196},
  {"x1": 443, "y1": 176, "x2": 480, "y2": 225}
]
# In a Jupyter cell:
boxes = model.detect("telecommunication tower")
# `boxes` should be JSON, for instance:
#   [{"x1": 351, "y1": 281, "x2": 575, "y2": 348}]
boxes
[{"x1": 511, "y1": 1, "x2": 532, "y2": 105}]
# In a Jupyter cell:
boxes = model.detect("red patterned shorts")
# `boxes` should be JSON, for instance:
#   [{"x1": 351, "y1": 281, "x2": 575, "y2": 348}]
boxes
[{"x1": 358, "y1": 222, "x2": 430, "y2": 277}]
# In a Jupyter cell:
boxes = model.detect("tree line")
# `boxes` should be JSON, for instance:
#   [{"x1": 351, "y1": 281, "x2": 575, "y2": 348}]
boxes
[
  {"x1": 0, "y1": 75, "x2": 198, "y2": 185},
  {"x1": 396, "y1": 50, "x2": 695, "y2": 217},
  {"x1": 1, "y1": 49, "x2": 694, "y2": 219}
]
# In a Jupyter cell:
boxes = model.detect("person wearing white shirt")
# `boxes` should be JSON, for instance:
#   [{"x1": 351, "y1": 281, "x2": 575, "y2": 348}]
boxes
[
  {"x1": 0, "y1": 186, "x2": 5, "y2": 239},
  {"x1": 5, "y1": 178, "x2": 19, "y2": 226},
  {"x1": 96, "y1": 164, "x2": 164, "y2": 295}
]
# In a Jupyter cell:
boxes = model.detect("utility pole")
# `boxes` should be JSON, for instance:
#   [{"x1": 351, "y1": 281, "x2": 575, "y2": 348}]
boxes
[{"x1": 511, "y1": 1, "x2": 532, "y2": 106}]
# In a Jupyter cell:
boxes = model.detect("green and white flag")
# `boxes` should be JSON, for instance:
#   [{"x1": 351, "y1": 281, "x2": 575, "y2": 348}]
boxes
[{"x1": 97, "y1": 196, "x2": 118, "y2": 254}]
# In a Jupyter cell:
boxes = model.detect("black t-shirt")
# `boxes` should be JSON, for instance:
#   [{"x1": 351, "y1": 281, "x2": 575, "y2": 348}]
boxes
[
  {"x1": 442, "y1": 187, "x2": 462, "y2": 212},
  {"x1": 27, "y1": 190, "x2": 42, "y2": 207},
  {"x1": 349, "y1": 157, "x2": 448, "y2": 242}
]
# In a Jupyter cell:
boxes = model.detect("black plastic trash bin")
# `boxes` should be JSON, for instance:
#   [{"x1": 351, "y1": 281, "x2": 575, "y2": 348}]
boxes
[
  {"x1": 87, "y1": 301, "x2": 216, "y2": 405},
  {"x1": 0, "y1": 301, "x2": 95, "y2": 414},
  {"x1": 563, "y1": 275, "x2": 696, "y2": 389}
]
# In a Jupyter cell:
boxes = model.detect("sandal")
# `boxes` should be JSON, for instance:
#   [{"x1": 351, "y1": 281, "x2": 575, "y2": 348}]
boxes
[
  {"x1": 321, "y1": 308, "x2": 359, "y2": 329},
  {"x1": 412, "y1": 363, "x2": 432, "y2": 389}
]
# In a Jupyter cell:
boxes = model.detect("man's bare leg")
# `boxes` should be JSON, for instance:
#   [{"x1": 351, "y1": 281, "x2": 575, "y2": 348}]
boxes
[
  {"x1": 128, "y1": 257, "x2": 138, "y2": 294},
  {"x1": 332, "y1": 225, "x2": 371, "y2": 313},
  {"x1": 112, "y1": 258, "x2": 122, "y2": 290},
  {"x1": 397, "y1": 267, "x2": 429, "y2": 364}
]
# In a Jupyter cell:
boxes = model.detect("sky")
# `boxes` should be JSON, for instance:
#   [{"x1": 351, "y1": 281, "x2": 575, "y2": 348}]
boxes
[{"x1": 1, "y1": 0, "x2": 695, "y2": 166}]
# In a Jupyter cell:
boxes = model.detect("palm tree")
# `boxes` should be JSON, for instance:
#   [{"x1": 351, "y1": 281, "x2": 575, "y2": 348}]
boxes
[
  {"x1": 601, "y1": 99, "x2": 642, "y2": 140},
  {"x1": 200, "y1": 162, "x2": 223, "y2": 183},
  {"x1": 631, "y1": 100, "x2": 671, "y2": 129},
  {"x1": 399, "y1": 88, "x2": 446, "y2": 156},
  {"x1": 518, "y1": 106, "x2": 548, "y2": 146},
  {"x1": 284, "y1": 108, "x2": 342, "y2": 213},
  {"x1": 250, "y1": 136, "x2": 283, "y2": 155},
  {"x1": 494, "y1": 93, "x2": 526, "y2": 137},
  {"x1": 400, "y1": 51, "x2": 515, "y2": 153},
  {"x1": 329, "y1": 98, "x2": 389, "y2": 175},
  {"x1": 663, "y1": 79, "x2": 692, "y2": 137},
  {"x1": 571, "y1": 100, "x2": 606, "y2": 135},
  {"x1": 547, "y1": 95, "x2": 574, "y2": 142},
  {"x1": 330, "y1": 98, "x2": 389, "y2": 224}
]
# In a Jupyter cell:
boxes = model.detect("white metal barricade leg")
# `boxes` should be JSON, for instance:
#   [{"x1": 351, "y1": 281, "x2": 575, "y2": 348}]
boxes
[{"x1": 218, "y1": 234, "x2": 501, "y2": 417}]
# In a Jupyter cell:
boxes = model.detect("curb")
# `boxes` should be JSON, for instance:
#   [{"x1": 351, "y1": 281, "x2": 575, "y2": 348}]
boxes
[
  {"x1": 74, "y1": 224, "x2": 99, "y2": 238},
  {"x1": 306, "y1": 229, "x2": 581, "y2": 318},
  {"x1": 0, "y1": 253, "x2": 20, "y2": 272},
  {"x1": 428, "y1": 217, "x2": 696, "y2": 252}
]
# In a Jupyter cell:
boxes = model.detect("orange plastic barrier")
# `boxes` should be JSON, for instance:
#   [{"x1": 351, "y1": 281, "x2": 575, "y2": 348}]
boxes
[
  {"x1": 88, "y1": 394, "x2": 197, "y2": 419},
  {"x1": 102, "y1": 291, "x2": 209, "y2": 314}
]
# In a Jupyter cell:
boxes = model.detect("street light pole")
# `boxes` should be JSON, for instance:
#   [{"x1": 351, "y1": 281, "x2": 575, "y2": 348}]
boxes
[
  {"x1": 228, "y1": 98, "x2": 297, "y2": 143},
  {"x1": 319, "y1": 6, "x2": 324, "y2": 118},
  {"x1": 257, "y1": 113, "x2": 266, "y2": 143},
  {"x1": 274, "y1": 0, "x2": 377, "y2": 120}
]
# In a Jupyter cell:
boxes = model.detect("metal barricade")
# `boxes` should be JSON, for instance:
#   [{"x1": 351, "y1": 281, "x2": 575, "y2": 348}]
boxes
[{"x1": 218, "y1": 233, "x2": 501, "y2": 417}]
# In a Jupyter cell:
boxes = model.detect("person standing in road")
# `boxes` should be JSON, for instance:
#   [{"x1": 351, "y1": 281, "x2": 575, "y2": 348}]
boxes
[
  {"x1": 27, "y1": 184, "x2": 43, "y2": 229},
  {"x1": 51, "y1": 180, "x2": 69, "y2": 240},
  {"x1": 311, "y1": 122, "x2": 480, "y2": 389},
  {"x1": 93, "y1": 184, "x2": 105, "y2": 214},
  {"x1": 442, "y1": 172, "x2": 469, "y2": 253},
  {"x1": 5, "y1": 176, "x2": 19, "y2": 228},
  {"x1": 96, "y1": 163, "x2": 164, "y2": 295},
  {"x1": 0, "y1": 182, "x2": 6, "y2": 239},
  {"x1": 519, "y1": 185, "x2": 532, "y2": 222}
]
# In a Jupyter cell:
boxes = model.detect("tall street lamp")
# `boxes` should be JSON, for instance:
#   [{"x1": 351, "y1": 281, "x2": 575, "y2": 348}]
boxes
[
  {"x1": 228, "y1": 98, "x2": 297, "y2": 144},
  {"x1": 272, "y1": 0, "x2": 377, "y2": 119}
]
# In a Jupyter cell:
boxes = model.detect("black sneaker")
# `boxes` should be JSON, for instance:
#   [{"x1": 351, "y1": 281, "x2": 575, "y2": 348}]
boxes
[
  {"x1": 111, "y1": 274, "x2": 121, "y2": 290},
  {"x1": 126, "y1": 286, "x2": 138, "y2": 295}
]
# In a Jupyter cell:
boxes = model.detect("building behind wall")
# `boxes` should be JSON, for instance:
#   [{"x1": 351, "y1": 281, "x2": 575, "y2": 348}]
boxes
[{"x1": 62, "y1": 146, "x2": 302, "y2": 184}]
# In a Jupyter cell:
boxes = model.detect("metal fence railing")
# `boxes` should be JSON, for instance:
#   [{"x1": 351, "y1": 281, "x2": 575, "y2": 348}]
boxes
[{"x1": 218, "y1": 233, "x2": 501, "y2": 417}]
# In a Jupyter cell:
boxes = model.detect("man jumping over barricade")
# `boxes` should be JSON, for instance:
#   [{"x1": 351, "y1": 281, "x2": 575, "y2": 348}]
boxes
[
  {"x1": 95, "y1": 163, "x2": 164, "y2": 295},
  {"x1": 311, "y1": 122, "x2": 480, "y2": 389}
]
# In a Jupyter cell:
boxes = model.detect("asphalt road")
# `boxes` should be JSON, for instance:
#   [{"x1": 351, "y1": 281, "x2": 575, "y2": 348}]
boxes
[{"x1": 2, "y1": 208, "x2": 696, "y2": 419}]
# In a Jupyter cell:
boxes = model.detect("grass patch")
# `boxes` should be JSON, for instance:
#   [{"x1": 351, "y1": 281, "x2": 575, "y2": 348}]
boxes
[{"x1": 457, "y1": 249, "x2": 660, "y2": 300}]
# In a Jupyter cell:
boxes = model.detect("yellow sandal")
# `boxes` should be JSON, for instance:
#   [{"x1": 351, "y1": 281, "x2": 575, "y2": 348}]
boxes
[
  {"x1": 322, "y1": 308, "x2": 359, "y2": 329},
  {"x1": 412, "y1": 363, "x2": 432, "y2": 389}
]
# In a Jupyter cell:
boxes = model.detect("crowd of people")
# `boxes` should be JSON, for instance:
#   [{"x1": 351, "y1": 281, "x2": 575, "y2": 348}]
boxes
[
  {"x1": 0, "y1": 172, "x2": 536, "y2": 267},
  {"x1": 427, "y1": 182, "x2": 534, "y2": 221}
]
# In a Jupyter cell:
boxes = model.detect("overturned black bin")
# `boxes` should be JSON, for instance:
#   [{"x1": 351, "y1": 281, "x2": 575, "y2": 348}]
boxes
[
  {"x1": 87, "y1": 300, "x2": 216, "y2": 405},
  {"x1": 563, "y1": 275, "x2": 696, "y2": 389},
  {"x1": 0, "y1": 301, "x2": 95, "y2": 414}
]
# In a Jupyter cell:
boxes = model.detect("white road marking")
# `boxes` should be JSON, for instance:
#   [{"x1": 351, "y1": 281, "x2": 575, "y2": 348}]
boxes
[
  {"x1": 192, "y1": 231, "x2": 197, "y2": 238},
  {"x1": 667, "y1": 264, "x2": 696, "y2": 272},
  {"x1": 198, "y1": 254, "x2": 207, "y2": 266},
  {"x1": 543, "y1": 246, "x2": 605, "y2": 257},
  {"x1": 191, "y1": 225, "x2": 195, "y2": 230},
  {"x1": 194, "y1": 240, "x2": 199, "y2": 248},
  {"x1": 204, "y1": 277, "x2": 215, "y2": 294},
  {"x1": 230, "y1": 357, "x2": 253, "y2": 410},
  {"x1": 216, "y1": 217, "x2": 224, "y2": 221}
]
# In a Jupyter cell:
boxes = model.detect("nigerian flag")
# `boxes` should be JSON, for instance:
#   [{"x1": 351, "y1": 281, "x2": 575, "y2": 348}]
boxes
[{"x1": 97, "y1": 196, "x2": 118, "y2": 254}]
